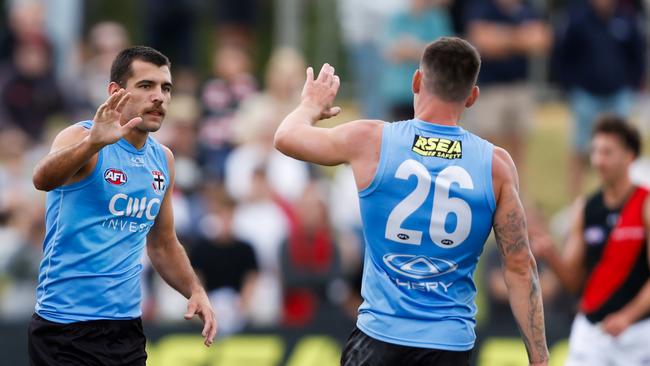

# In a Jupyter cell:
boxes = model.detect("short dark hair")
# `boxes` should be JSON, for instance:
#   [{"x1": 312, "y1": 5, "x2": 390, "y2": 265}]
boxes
[
  {"x1": 110, "y1": 46, "x2": 171, "y2": 87},
  {"x1": 420, "y1": 37, "x2": 481, "y2": 102},
  {"x1": 592, "y1": 114, "x2": 641, "y2": 158}
]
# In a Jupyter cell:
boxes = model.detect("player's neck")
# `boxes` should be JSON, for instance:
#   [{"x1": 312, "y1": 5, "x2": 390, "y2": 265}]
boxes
[
  {"x1": 602, "y1": 176, "x2": 634, "y2": 208},
  {"x1": 414, "y1": 95, "x2": 463, "y2": 126},
  {"x1": 122, "y1": 129, "x2": 149, "y2": 150}
]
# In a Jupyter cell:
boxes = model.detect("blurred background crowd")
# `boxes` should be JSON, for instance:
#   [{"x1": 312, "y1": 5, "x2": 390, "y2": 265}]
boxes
[{"x1": 0, "y1": 0, "x2": 649, "y2": 353}]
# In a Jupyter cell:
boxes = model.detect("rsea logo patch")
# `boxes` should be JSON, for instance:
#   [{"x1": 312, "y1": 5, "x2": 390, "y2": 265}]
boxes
[{"x1": 411, "y1": 135, "x2": 462, "y2": 159}]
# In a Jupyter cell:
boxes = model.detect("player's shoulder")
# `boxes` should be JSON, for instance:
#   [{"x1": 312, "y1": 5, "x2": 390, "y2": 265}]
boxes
[
  {"x1": 572, "y1": 196, "x2": 587, "y2": 213},
  {"x1": 58, "y1": 121, "x2": 92, "y2": 137},
  {"x1": 153, "y1": 143, "x2": 176, "y2": 181},
  {"x1": 567, "y1": 196, "x2": 587, "y2": 227},
  {"x1": 492, "y1": 145, "x2": 512, "y2": 160},
  {"x1": 492, "y1": 146, "x2": 517, "y2": 180},
  {"x1": 331, "y1": 119, "x2": 384, "y2": 163},
  {"x1": 583, "y1": 188, "x2": 602, "y2": 206},
  {"x1": 345, "y1": 119, "x2": 384, "y2": 132},
  {"x1": 157, "y1": 143, "x2": 174, "y2": 162},
  {"x1": 336, "y1": 119, "x2": 384, "y2": 144},
  {"x1": 49, "y1": 121, "x2": 93, "y2": 152},
  {"x1": 490, "y1": 146, "x2": 519, "y2": 202}
]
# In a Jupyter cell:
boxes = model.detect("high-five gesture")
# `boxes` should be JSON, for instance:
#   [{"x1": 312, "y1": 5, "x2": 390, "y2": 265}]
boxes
[
  {"x1": 33, "y1": 89, "x2": 144, "y2": 191},
  {"x1": 275, "y1": 61, "x2": 382, "y2": 168},
  {"x1": 89, "y1": 89, "x2": 143, "y2": 148},
  {"x1": 300, "y1": 63, "x2": 342, "y2": 120}
]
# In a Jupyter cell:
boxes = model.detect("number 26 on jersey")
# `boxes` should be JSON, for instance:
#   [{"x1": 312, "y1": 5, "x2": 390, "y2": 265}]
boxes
[{"x1": 385, "y1": 159, "x2": 473, "y2": 248}]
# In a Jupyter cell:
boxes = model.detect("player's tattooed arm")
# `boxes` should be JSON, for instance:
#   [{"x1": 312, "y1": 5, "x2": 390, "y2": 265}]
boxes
[
  {"x1": 494, "y1": 208, "x2": 529, "y2": 256},
  {"x1": 492, "y1": 147, "x2": 549, "y2": 366}
]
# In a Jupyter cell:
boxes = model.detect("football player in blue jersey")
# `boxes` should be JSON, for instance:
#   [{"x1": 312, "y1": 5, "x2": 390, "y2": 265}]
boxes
[
  {"x1": 29, "y1": 46, "x2": 216, "y2": 366},
  {"x1": 275, "y1": 37, "x2": 548, "y2": 366}
]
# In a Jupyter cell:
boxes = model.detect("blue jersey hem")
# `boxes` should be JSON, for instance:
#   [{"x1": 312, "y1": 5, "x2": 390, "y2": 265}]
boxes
[
  {"x1": 35, "y1": 310, "x2": 70, "y2": 324},
  {"x1": 36, "y1": 309, "x2": 142, "y2": 324},
  {"x1": 356, "y1": 321, "x2": 475, "y2": 351}
]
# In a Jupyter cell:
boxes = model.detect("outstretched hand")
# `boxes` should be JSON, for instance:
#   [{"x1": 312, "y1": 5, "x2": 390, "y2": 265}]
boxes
[
  {"x1": 300, "y1": 63, "x2": 342, "y2": 120},
  {"x1": 89, "y1": 89, "x2": 142, "y2": 148}
]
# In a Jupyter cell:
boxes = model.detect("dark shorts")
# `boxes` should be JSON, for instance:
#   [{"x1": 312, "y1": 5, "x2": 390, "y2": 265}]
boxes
[
  {"x1": 28, "y1": 313, "x2": 147, "y2": 366},
  {"x1": 341, "y1": 326, "x2": 472, "y2": 366}
]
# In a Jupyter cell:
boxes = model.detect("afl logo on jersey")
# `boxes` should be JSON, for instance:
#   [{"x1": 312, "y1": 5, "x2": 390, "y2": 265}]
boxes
[
  {"x1": 151, "y1": 170, "x2": 166, "y2": 195},
  {"x1": 104, "y1": 169, "x2": 127, "y2": 185},
  {"x1": 397, "y1": 233, "x2": 410, "y2": 240},
  {"x1": 383, "y1": 254, "x2": 458, "y2": 280},
  {"x1": 584, "y1": 226, "x2": 606, "y2": 246}
]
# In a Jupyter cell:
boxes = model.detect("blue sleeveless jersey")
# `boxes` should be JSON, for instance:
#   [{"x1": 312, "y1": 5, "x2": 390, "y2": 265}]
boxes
[
  {"x1": 357, "y1": 119, "x2": 495, "y2": 350},
  {"x1": 35, "y1": 120, "x2": 170, "y2": 323}
]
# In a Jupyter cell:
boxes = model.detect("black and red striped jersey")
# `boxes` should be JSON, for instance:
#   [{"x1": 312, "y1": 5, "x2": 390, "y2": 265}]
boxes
[{"x1": 580, "y1": 186, "x2": 649, "y2": 323}]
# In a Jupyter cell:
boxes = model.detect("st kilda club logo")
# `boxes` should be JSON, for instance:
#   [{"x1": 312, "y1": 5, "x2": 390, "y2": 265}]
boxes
[
  {"x1": 104, "y1": 168, "x2": 127, "y2": 185},
  {"x1": 151, "y1": 170, "x2": 166, "y2": 195}
]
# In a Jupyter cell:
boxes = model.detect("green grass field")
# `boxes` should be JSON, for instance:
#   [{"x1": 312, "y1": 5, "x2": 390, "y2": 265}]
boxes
[{"x1": 525, "y1": 103, "x2": 573, "y2": 213}]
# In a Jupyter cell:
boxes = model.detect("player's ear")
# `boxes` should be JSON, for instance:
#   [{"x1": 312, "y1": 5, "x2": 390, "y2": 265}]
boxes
[
  {"x1": 108, "y1": 82, "x2": 122, "y2": 95},
  {"x1": 412, "y1": 69, "x2": 422, "y2": 94},
  {"x1": 465, "y1": 86, "x2": 479, "y2": 108}
]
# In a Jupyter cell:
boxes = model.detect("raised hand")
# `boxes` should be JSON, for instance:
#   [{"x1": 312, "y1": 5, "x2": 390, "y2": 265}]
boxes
[
  {"x1": 89, "y1": 89, "x2": 142, "y2": 148},
  {"x1": 300, "y1": 63, "x2": 342, "y2": 120}
]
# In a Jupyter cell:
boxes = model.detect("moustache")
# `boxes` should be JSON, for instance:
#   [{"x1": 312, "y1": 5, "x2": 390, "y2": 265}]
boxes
[{"x1": 142, "y1": 107, "x2": 166, "y2": 117}]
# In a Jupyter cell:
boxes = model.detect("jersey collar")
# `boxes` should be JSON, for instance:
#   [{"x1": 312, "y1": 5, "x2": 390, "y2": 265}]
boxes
[
  {"x1": 116, "y1": 137, "x2": 148, "y2": 155},
  {"x1": 412, "y1": 119, "x2": 465, "y2": 135}
]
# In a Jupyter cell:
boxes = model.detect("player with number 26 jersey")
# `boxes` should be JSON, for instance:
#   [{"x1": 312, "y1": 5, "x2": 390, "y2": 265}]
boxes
[
  {"x1": 358, "y1": 119, "x2": 494, "y2": 350},
  {"x1": 275, "y1": 37, "x2": 548, "y2": 366}
]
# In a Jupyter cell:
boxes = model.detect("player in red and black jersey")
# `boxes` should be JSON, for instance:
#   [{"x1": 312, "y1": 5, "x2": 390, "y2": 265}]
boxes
[{"x1": 531, "y1": 115, "x2": 650, "y2": 366}]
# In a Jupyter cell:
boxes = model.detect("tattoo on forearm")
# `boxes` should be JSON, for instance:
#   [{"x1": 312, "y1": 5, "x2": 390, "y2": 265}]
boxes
[
  {"x1": 513, "y1": 268, "x2": 548, "y2": 362},
  {"x1": 494, "y1": 208, "x2": 528, "y2": 256},
  {"x1": 494, "y1": 202, "x2": 548, "y2": 362},
  {"x1": 529, "y1": 269, "x2": 548, "y2": 356},
  {"x1": 529, "y1": 269, "x2": 548, "y2": 361}
]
